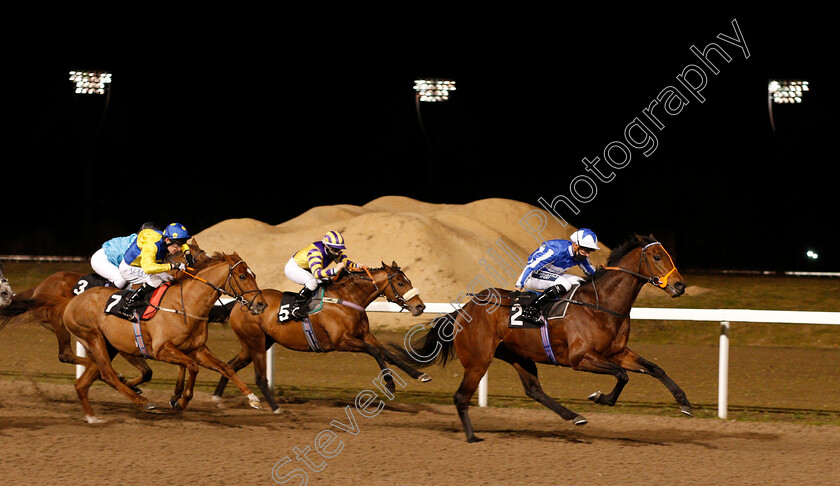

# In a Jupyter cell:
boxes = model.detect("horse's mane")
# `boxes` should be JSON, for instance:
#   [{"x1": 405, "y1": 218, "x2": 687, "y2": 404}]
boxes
[
  {"x1": 605, "y1": 234, "x2": 658, "y2": 267},
  {"x1": 328, "y1": 265, "x2": 388, "y2": 288}
]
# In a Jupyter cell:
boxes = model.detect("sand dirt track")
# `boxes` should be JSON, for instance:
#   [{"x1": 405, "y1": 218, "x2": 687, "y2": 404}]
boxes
[{"x1": 1, "y1": 380, "x2": 837, "y2": 486}]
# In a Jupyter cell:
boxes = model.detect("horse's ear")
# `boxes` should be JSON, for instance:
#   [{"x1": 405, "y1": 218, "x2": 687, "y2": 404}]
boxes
[
  {"x1": 381, "y1": 261, "x2": 388, "y2": 269},
  {"x1": 648, "y1": 233, "x2": 656, "y2": 240},
  {"x1": 391, "y1": 260, "x2": 400, "y2": 270}
]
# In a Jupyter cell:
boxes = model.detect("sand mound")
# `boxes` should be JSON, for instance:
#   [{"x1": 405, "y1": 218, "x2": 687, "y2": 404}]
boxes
[{"x1": 195, "y1": 196, "x2": 610, "y2": 302}]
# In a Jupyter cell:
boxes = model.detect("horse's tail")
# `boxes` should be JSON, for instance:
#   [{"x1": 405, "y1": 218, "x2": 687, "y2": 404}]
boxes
[
  {"x1": 0, "y1": 294, "x2": 70, "y2": 330},
  {"x1": 389, "y1": 311, "x2": 459, "y2": 368}
]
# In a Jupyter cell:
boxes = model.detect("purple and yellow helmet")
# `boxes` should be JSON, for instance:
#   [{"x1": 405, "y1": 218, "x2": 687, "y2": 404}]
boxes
[{"x1": 322, "y1": 231, "x2": 346, "y2": 250}]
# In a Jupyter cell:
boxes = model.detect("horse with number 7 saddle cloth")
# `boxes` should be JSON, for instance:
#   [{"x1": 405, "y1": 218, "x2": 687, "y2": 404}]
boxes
[{"x1": 104, "y1": 284, "x2": 171, "y2": 322}]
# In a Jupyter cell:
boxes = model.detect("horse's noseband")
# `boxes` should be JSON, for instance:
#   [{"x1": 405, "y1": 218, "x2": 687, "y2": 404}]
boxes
[{"x1": 604, "y1": 242, "x2": 679, "y2": 289}]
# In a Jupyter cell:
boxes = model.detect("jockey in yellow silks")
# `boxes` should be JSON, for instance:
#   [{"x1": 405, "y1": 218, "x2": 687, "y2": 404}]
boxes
[
  {"x1": 117, "y1": 223, "x2": 191, "y2": 317},
  {"x1": 284, "y1": 231, "x2": 366, "y2": 319}
]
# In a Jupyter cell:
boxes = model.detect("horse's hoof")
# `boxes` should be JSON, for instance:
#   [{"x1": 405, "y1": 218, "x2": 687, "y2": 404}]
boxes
[
  {"x1": 466, "y1": 436, "x2": 484, "y2": 443},
  {"x1": 170, "y1": 399, "x2": 183, "y2": 411},
  {"x1": 418, "y1": 373, "x2": 432, "y2": 383},
  {"x1": 587, "y1": 391, "x2": 602, "y2": 403},
  {"x1": 211, "y1": 395, "x2": 225, "y2": 408},
  {"x1": 143, "y1": 402, "x2": 157, "y2": 412},
  {"x1": 85, "y1": 415, "x2": 105, "y2": 424},
  {"x1": 573, "y1": 415, "x2": 588, "y2": 426},
  {"x1": 680, "y1": 405, "x2": 694, "y2": 417},
  {"x1": 247, "y1": 393, "x2": 262, "y2": 410},
  {"x1": 272, "y1": 407, "x2": 282, "y2": 414}
]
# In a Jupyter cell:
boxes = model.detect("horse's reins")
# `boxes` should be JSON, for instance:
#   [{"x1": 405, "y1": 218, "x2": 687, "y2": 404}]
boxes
[
  {"x1": 332, "y1": 267, "x2": 420, "y2": 313},
  {"x1": 472, "y1": 241, "x2": 680, "y2": 319},
  {"x1": 152, "y1": 259, "x2": 263, "y2": 320}
]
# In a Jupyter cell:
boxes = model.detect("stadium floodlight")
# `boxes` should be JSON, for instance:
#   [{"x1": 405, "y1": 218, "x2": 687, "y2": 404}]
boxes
[
  {"x1": 69, "y1": 70, "x2": 112, "y2": 95},
  {"x1": 768, "y1": 79, "x2": 809, "y2": 104},
  {"x1": 768, "y1": 79, "x2": 809, "y2": 133},
  {"x1": 414, "y1": 78, "x2": 456, "y2": 102}
]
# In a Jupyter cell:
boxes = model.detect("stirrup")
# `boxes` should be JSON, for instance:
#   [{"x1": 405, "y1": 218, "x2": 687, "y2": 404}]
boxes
[
  {"x1": 521, "y1": 306, "x2": 543, "y2": 325},
  {"x1": 291, "y1": 305, "x2": 307, "y2": 320}
]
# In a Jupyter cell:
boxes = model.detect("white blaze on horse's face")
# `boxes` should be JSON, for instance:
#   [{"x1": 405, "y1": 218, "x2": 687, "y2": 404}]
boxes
[{"x1": 402, "y1": 288, "x2": 420, "y2": 301}]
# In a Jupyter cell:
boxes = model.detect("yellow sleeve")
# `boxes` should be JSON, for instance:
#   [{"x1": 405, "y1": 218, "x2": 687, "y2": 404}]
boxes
[{"x1": 137, "y1": 232, "x2": 171, "y2": 274}]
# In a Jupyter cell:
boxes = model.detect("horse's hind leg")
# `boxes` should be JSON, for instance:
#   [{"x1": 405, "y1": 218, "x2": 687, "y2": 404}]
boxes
[
  {"x1": 613, "y1": 348, "x2": 693, "y2": 416},
  {"x1": 454, "y1": 364, "x2": 489, "y2": 443},
  {"x1": 76, "y1": 333, "x2": 153, "y2": 420},
  {"x1": 249, "y1": 337, "x2": 282, "y2": 413},
  {"x1": 53, "y1": 322, "x2": 92, "y2": 366},
  {"x1": 494, "y1": 344, "x2": 587, "y2": 425},
  {"x1": 74, "y1": 360, "x2": 104, "y2": 423}
]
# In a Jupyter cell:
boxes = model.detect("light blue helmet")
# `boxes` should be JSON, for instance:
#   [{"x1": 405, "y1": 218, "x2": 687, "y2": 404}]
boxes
[
  {"x1": 164, "y1": 223, "x2": 190, "y2": 244},
  {"x1": 570, "y1": 228, "x2": 600, "y2": 251}
]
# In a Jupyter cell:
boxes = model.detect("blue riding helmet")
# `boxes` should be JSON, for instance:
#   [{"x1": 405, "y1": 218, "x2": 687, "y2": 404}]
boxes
[{"x1": 164, "y1": 223, "x2": 190, "y2": 243}]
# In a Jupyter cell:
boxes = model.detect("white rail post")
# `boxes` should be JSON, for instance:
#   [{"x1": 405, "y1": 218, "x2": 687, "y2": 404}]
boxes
[
  {"x1": 478, "y1": 372, "x2": 488, "y2": 407},
  {"x1": 718, "y1": 321, "x2": 730, "y2": 419},
  {"x1": 75, "y1": 340, "x2": 86, "y2": 379},
  {"x1": 266, "y1": 343, "x2": 275, "y2": 391}
]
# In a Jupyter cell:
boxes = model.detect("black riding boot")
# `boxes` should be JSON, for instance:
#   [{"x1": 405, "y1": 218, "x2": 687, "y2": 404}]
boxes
[
  {"x1": 522, "y1": 284, "x2": 568, "y2": 324},
  {"x1": 121, "y1": 283, "x2": 154, "y2": 319},
  {"x1": 291, "y1": 286, "x2": 314, "y2": 320}
]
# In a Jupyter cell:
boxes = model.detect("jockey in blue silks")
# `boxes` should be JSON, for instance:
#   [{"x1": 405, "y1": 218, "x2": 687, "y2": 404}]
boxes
[{"x1": 515, "y1": 228, "x2": 600, "y2": 323}]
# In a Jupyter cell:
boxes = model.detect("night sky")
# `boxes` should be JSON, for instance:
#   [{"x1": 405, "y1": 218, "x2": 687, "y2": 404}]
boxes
[{"x1": 4, "y1": 10, "x2": 835, "y2": 272}]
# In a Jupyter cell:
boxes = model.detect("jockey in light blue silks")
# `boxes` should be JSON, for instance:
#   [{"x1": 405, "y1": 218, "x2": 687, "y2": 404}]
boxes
[{"x1": 515, "y1": 228, "x2": 601, "y2": 323}]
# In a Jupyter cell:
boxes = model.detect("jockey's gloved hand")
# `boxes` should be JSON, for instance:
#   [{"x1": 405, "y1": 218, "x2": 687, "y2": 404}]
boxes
[{"x1": 171, "y1": 263, "x2": 187, "y2": 271}]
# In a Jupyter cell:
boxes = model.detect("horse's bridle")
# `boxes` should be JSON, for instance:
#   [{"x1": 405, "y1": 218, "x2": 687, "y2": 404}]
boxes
[
  {"x1": 182, "y1": 259, "x2": 263, "y2": 309},
  {"x1": 359, "y1": 267, "x2": 421, "y2": 313},
  {"x1": 604, "y1": 242, "x2": 677, "y2": 289}
]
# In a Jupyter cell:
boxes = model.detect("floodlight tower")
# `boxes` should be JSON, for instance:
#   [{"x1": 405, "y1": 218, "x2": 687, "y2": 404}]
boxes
[
  {"x1": 414, "y1": 78, "x2": 456, "y2": 202},
  {"x1": 69, "y1": 70, "x2": 113, "y2": 250},
  {"x1": 768, "y1": 79, "x2": 809, "y2": 133}
]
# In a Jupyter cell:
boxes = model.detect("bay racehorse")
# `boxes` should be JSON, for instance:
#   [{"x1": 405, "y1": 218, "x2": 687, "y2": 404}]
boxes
[
  {"x1": 212, "y1": 261, "x2": 430, "y2": 412},
  {"x1": 62, "y1": 251, "x2": 268, "y2": 423},
  {"x1": 391, "y1": 234, "x2": 691, "y2": 442}
]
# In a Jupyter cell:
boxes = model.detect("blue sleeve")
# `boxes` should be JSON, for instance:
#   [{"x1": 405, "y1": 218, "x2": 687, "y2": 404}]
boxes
[
  {"x1": 579, "y1": 258, "x2": 596, "y2": 276},
  {"x1": 516, "y1": 245, "x2": 554, "y2": 288}
]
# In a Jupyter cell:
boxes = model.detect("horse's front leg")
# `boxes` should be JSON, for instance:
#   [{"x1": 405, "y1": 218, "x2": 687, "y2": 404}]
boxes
[
  {"x1": 363, "y1": 331, "x2": 432, "y2": 383},
  {"x1": 613, "y1": 347, "x2": 693, "y2": 416},
  {"x1": 339, "y1": 333, "x2": 396, "y2": 394},
  {"x1": 153, "y1": 342, "x2": 200, "y2": 411},
  {"x1": 569, "y1": 347, "x2": 629, "y2": 407},
  {"x1": 193, "y1": 345, "x2": 261, "y2": 410}
]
